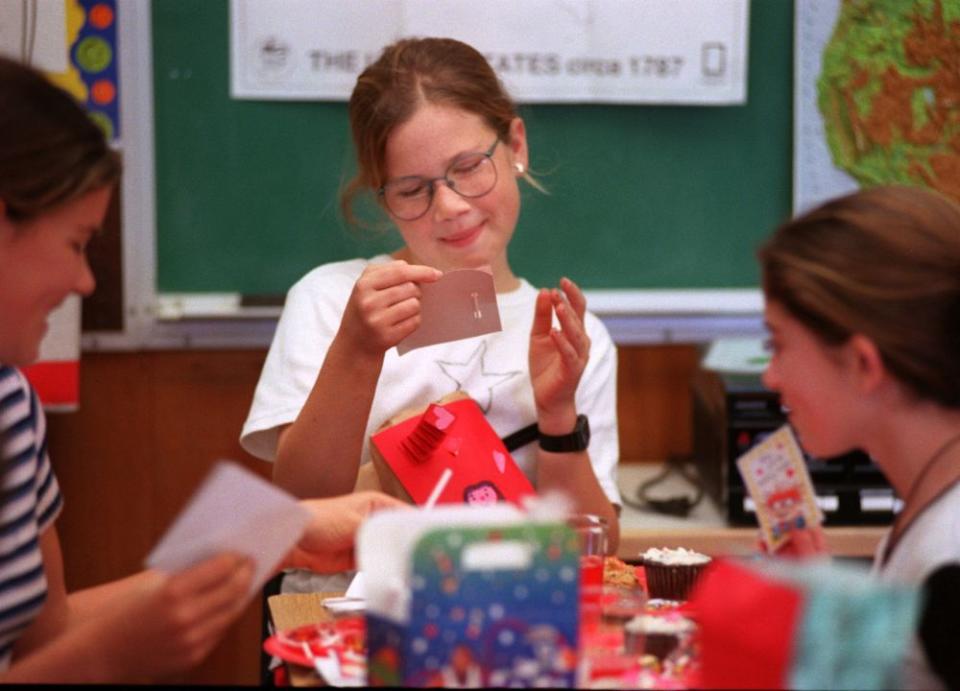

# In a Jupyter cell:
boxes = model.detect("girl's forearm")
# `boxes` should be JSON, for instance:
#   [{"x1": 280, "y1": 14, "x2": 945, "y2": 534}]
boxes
[
  {"x1": 537, "y1": 450, "x2": 620, "y2": 553},
  {"x1": 274, "y1": 337, "x2": 384, "y2": 498}
]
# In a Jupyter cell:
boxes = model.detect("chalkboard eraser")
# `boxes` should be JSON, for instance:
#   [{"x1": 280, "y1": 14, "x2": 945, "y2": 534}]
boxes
[
  {"x1": 157, "y1": 293, "x2": 283, "y2": 320},
  {"x1": 240, "y1": 294, "x2": 285, "y2": 308}
]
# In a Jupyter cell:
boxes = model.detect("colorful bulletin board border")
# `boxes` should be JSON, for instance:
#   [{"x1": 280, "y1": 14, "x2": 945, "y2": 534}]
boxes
[
  {"x1": 73, "y1": 0, "x2": 119, "y2": 141},
  {"x1": 40, "y1": 0, "x2": 120, "y2": 141},
  {"x1": 58, "y1": 0, "x2": 120, "y2": 142}
]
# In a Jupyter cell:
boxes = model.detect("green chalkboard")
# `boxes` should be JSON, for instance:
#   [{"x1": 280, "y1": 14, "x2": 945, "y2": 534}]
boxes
[{"x1": 153, "y1": 0, "x2": 793, "y2": 295}]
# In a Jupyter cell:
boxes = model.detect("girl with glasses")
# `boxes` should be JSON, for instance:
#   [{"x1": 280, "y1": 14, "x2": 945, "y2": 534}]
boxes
[
  {"x1": 242, "y1": 37, "x2": 622, "y2": 593},
  {"x1": 0, "y1": 56, "x2": 402, "y2": 682},
  {"x1": 759, "y1": 185, "x2": 960, "y2": 689}
]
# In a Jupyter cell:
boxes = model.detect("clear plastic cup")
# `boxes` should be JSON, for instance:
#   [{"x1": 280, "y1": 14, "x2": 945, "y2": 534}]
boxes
[{"x1": 567, "y1": 514, "x2": 609, "y2": 626}]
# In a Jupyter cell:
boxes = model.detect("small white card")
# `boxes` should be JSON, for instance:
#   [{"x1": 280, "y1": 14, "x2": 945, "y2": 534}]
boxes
[
  {"x1": 145, "y1": 461, "x2": 311, "y2": 597},
  {"x1": 397, "y1": 269, "x2": 502, "y2": 355},
  {"x1": 322, "y1": 572, "x2": 366, "y2": 614},
  {"x1": 735, "y1": 425, "x2": 824, "y2": 552}
]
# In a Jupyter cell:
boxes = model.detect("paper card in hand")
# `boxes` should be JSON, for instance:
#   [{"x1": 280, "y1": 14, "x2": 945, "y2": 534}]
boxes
[
  {"x1": 735, "y1": 425, "x2": 824, "y2": 552},
  {"x1": 145, "y1": 461, "x2": 311, "y2": 597},
  {"x1": 370, "y1": 393, "x2": 535, "y2": 507},
  {"x1": 397, "y1": 269, "x2": 501, "y2": 355}
]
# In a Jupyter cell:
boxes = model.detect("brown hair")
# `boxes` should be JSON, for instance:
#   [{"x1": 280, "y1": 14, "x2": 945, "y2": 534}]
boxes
[
  {"x1": 0, "y1": 56, "x2": 120, "y2": 223},
  {"x1": 759, "y1": 185, "x2": 960, "y2": 408},
  {"x1": 341, "y1": 37, "x2": 530, "y2": 225}
]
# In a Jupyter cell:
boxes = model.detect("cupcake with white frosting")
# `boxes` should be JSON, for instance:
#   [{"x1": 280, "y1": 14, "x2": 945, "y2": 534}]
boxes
[
  {"x1": 624, "y1": 612, "x2": 696, "y2": 660},
  {"x1": 640, "y1": 547, "x2": 711, "y2": 601}
]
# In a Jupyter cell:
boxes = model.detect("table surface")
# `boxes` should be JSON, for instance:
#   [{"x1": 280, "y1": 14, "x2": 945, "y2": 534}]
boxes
[
  {"x1": 268, "y1": 463, "x2": 888, "y2": 686},
  {"x1": 616, "y1": 462, "x2": 886, "y2": 559}
]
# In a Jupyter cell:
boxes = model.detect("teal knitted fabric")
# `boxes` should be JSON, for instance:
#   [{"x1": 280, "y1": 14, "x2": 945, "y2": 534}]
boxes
[{"x1": 757, "y1": 560, "x2": 921, "y2": 689}]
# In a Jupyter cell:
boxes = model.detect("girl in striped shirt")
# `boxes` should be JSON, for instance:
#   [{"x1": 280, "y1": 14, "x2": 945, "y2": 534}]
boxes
[{"x1": 0, "y1": 56, "x2": 401, "y2": 682}]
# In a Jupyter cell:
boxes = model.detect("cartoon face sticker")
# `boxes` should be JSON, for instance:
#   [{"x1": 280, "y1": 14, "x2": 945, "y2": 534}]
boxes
[
  {"x1": 766, "y1": 486, "x2": 802, "y2": 520},
  {"x1": 463, "y1": 480, "x2": 503, "y2": 506}
]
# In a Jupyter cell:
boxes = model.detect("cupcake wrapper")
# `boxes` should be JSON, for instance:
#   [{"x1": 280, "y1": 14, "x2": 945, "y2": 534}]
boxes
[
  {"x1": 643, "y1": 562, "x2": 707, "y2": 601},
  {"x1": 643, "y1": 632, "x2": 680, "y2": 660}
]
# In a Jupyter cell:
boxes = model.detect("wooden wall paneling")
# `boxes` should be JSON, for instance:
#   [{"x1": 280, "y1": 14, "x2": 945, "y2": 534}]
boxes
[
  {"x1": 46, "y1": 350, "x2": 271, "y2": 686},
  {"x1": 46, "y1": 353, "x2": 158, "y2": 589},
  {"x1": 149, "y1": 349, "x2": 271, "y2": 540},
  {"x1": 80, "y1": 178, "x2": 124, "y2": 331},
  {"x1": 150, "y1": 349, "x2": 270, "y2": 686},
  {"x1": 616, "y1": 344, "x2": 702, "y2": 462}
]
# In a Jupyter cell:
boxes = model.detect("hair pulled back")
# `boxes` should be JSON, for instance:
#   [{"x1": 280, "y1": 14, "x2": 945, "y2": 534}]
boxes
[
  {"x1": 341, "y1": 37, "x2": 520, "y2": 225},
  {"x1": 0, "y1": 56, "x2": 119, "y2": 222},
  {"x1": 759, "y1": 185, "x2": 960, "y2": 408}
]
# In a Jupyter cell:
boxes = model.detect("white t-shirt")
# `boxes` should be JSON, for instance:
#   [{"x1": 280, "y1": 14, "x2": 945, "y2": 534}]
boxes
[
  {"x1": 241, "y1": 256, "x2": 621, "y2": 591},
  {"x1": 242, "y1": 255, "x2": 620, "y2": 503},
  {"x1": 872, "y1": 480, "x2": 960, "y2": 690}
]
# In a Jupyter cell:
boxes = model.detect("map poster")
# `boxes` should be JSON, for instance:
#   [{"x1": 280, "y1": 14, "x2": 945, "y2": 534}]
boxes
[{"x1": 794, "y1": 0, "x2": 960, "y2": 214}]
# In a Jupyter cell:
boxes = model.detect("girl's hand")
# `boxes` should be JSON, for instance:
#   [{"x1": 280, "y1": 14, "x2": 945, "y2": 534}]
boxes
[
  {"x1": 339, "y1": 261, "x2": 443, "y2": 358},
  {"x1": 283, "y1": 491, "x2": 408, "y2": 574},
  {"x1": 96, "y1": 554, "x2": 254, "y2": 680},
  {"x1": 528, "y1": 277, "x2": 591, "y2": 428},
  {"x1": 758, "y1": 525, "x2": 829, "y2": 559}
]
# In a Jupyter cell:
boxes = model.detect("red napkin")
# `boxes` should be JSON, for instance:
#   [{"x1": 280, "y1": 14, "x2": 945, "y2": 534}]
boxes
[{"x1": 688, "y1": 559, "x2": 803, "y2": 689}]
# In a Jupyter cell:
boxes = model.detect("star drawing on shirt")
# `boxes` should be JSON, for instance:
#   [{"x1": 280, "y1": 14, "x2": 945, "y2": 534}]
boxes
[{"x1": 435, "y1": 341, "x2": 522, "y2": 414}]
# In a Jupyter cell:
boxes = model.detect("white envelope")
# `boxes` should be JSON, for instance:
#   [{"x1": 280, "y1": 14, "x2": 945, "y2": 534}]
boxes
[{"x1": 145, "y1": 461, "x2": 311, "y2": 598}]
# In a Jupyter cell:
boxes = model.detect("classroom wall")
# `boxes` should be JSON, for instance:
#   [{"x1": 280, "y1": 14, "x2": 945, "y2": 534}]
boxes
[
  {"x1": 45, "y1": 344, "x2": 698, "y2": 685},
  {"x1": 152, "y1": 0, "x2": 793, "y2": 296}
]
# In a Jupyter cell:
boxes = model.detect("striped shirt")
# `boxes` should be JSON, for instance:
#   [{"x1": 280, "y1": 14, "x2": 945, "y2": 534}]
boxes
[{"x1": 0, "y1": 367, "x2": 63, "y2": 671}]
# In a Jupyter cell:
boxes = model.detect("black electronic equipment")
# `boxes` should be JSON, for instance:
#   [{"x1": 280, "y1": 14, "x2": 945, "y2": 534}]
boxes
[{"x1": 691, "y1": 369, "x2": 898, "y2": 526}]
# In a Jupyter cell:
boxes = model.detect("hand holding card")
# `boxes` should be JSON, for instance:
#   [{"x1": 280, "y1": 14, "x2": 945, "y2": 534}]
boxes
[
  {"x1": 146, "y1": 461, "x2": 311, "y2": 597},
  {"x1": 736, "y1": 425, "x2": 824, "y2": 553},
  {"x1": 397, "y1": 269, "x2": 501, "y2": 354}
]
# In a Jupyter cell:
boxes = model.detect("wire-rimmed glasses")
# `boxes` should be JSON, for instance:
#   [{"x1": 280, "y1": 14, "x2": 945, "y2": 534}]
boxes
[{"x1": 378, "y1": 139, "x2": 500, "y2": 221}]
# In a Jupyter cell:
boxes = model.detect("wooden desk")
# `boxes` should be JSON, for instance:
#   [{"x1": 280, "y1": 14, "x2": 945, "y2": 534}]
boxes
[
  {"x1": 267, "y1": 464, "x2": 886, "y2": 686},
  {"x1": 267, "y1": 592, "x2": 341, "y2": 687},
  {"x1": 616, "y1": 463, "x2": 886, "y2": 559}
]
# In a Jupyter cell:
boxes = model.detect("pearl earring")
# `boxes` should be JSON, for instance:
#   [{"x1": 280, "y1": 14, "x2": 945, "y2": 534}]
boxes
[{"x1": 514, "y1": 162, "x2": 525, "y2": 175}]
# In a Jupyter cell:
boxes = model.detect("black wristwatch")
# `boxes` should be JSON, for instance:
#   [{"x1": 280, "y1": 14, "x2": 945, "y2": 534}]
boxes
[{"x1": 538, "y1": 414, "x2": 590, "y2": 453}]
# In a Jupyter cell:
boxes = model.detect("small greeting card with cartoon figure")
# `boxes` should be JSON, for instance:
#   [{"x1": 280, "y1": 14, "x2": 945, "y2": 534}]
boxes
[
  {"x1": 370, "y1": 392, "x2": 536, "y2": 507},
  {"x1": 735, "y1": 425, "x2": 824, "y2": 552}
]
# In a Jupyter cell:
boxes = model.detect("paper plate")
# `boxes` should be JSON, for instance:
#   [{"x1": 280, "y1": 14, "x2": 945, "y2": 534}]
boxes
[{"x1": 263, "y1": 616, "x2": 366, "y2": 683}]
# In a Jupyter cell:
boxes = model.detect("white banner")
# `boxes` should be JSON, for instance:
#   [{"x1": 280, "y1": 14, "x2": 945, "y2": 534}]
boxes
[
  {"x1": 230, "y1": 0, "x2": 749, "y2": 105},
  {"x1": 0, "y1": 0, "x2": 67, "y2": 72}
]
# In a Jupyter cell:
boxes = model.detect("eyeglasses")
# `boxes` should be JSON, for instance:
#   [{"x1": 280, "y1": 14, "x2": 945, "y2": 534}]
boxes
[{"x1": 378, "y1": 139, "x2": 500, "y2": 221}]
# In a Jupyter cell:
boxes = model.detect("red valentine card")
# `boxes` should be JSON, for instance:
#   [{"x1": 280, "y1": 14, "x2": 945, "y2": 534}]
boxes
[{"x1": 370, "y1": 395, "x2": 535, "y2": 507}]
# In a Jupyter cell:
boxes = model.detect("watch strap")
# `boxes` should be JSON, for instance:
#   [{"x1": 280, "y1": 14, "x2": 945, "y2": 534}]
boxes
[
  {"x1": 501, "y1": 423, "x2": 539, "y2": 452},
  {"x1": 538, "y1": 414, "x2": 590, "y2": 453}
]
